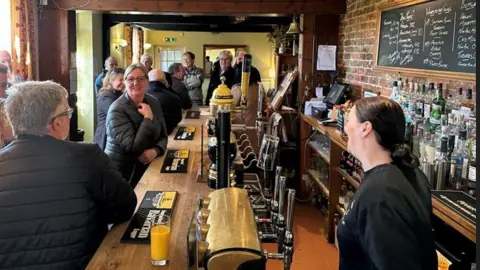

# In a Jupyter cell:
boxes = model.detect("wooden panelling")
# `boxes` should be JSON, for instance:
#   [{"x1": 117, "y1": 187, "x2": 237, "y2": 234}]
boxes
[{"x1": 49, "y1": 0, "x2": 346, "y2": 14}]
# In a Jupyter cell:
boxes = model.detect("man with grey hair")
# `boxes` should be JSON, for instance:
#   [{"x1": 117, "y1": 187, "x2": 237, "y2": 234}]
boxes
[
  {"x1": 0, "y1": 81, "x2": 136, "y2": 269},
  {"x1": 168, "y1": 63, "x2": 192, "y2": 109},
  {"x1": 141, "y1": 54, "x2": 153, "y2": 72},
  {"x1": 95, "y1": 56, "x2": 118, "y2": 95},
  {"x1": 205, "y1": 50, "x2": 235, "y2": 105}
]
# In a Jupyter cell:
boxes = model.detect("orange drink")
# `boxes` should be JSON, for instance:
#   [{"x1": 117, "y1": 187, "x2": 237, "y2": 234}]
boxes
[{"x1": 150, "y1": 216, "x2": 171, "y2": 266}]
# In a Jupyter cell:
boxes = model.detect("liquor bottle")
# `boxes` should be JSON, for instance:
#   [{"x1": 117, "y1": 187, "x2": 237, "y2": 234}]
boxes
[
  {"x1": 416, "y1": 84, "x2": 426, "y2": 117},
  {"x1": 435, "y1": 137, "x2": 449, "y2": 190},
  {"x1": 340, "y1": 151, "x2": 347, "y2": 170},
  {"x1": 412, "y1": 124, "x2": 424, "y2": 159},
  {"x1": 339, "y1": 182, "x2": 347, "y2": 208},
  {"x1": 389, "y1": 81, "x2": 400, "y2": 104},
  {"x1": 434, "y1": 115, "x2": 448, "y2": 158},
  {"x1": 425, "y1": 133, "x2": 437, "y2": 164},
  {"x1": 453, "y1": 87, "x2": 464, "y2": 114},
  {"x1": 450, "y1": 130, "x2": 469, "y2": 190},
  {"x1": 419, "y1": 129, "x2": 429, "y2": 161},
  {"x1": 467, "y1": 128, "x2": 476, "y2": 196},
  {"x1": 424, "y1": 83, "x2": 434, "y2": 122},
  {"x1": 445, "y1": 94, "x2": 454, "y2": 115},
  {"x1": 430, "y1": 83, "x2": 446, "y2": 132},
  {"x1": 460, "y1": 89, "x2": 475, "y2": 119}
]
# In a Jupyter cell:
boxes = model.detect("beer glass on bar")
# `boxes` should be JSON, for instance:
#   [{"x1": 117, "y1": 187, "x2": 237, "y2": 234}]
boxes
[{"x1": 150, "y1": 215, "x2": 171, "y2": 266}]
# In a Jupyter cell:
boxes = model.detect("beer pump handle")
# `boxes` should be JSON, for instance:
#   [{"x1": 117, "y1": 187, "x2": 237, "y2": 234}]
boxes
[
  {"x1": 285, "y1": 189, "x2": 296, "y2": 232},
  {"x1": 273, "y1": 166, "x2": 282, "y2": 206},
  {"x1": 277, "y1": 176, "x2": 287, "y2": 217}
]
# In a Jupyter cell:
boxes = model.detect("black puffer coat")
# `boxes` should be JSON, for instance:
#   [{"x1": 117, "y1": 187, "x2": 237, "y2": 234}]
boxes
[
  {"x1": 105, "y1": 92, "x2": 168, "y2": 182},
  {"x1": 0, "y1": 135, "x2": 137, "y2": 270},
  {"x1": 93, "y1": 90, "x2": 123, "y2": 150},
  {"x1": 147, "y1": 81, "x2": 182, "y2": 135}
]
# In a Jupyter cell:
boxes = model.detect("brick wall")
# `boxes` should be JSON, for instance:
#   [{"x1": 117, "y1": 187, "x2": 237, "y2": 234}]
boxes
[{"x1": 337, "y1": 0, "x2": 476, "y2": 98}]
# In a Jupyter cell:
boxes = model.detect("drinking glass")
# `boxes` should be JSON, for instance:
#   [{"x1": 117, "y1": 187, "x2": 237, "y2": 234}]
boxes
[{"x1": 150, "y1": 215, "x2": 171, "y2": 266}]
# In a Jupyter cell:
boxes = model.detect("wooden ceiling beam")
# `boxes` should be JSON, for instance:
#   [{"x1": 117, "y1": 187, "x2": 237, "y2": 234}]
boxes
[{"x1": 49, "y1": 0, "x2": 346, "y2": 15}]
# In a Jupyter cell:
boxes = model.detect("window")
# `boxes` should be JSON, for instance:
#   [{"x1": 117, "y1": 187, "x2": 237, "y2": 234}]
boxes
[{"x1": 156, "y1": 47, "x2": 183, "y2": 72}]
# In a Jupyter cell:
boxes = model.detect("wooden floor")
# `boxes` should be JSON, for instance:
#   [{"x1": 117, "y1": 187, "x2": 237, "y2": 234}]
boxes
[{"x1": 264, "y1": 203, "x2": 339, "y2": 270}]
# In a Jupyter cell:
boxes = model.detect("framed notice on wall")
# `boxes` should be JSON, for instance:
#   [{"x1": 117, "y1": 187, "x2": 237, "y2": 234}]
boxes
[
  {"x1": 373, "y1": 0, "x2": 476, "y2": 81},
  {"x1": 270, "y1": 68, "x2": 299, "y2": 112}
]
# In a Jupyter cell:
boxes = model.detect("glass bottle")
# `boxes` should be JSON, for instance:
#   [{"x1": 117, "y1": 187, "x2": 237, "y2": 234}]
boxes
[
  {"x1": 339, "y1": 182, "x2": 347, "y2": 208},
  {"x1": 419, "y1": 130, "x2": 429, "y2": 161},
  {"x1": 412, "y1": 124, "x2": 424, "y2": 159},
  {"x1": 390, "y1": 81, "x2": 400, "y2": 104},
  {"x1": 424, "y1": 83, "x2": 435, "y2": 124},
  {"x1": 445, "y1": 94, "x2": 454, "y2": 115},
  {"x1": 435, "y1": 137, "x2": 449, "y2": 190},
  {"x1": 461, "y1": 89, "x2": 474, "y2": 110},
  {"x1": 467, "y1": 128, "x2": 476, "y2": 196},
  {"x1": 453, "y1": 87, "x2": 464, "y2": 114},
  {"x1": 450, "y1": 130, "x2": 468, "y2": 190},
  {"x1": 425, "y1": 133, "x2": 437, "y2": 164},
  {"x1": 416, "y1": 84, "x2": 426, "y2": 117},
  {"x1": 430, "y1": 83, "x2": 446, "y2": 132}
]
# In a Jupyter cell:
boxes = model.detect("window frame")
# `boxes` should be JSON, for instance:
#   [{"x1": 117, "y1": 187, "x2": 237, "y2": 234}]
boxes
[{"x1": 154, "y1": 46, "x2": 185, "y2": 72}]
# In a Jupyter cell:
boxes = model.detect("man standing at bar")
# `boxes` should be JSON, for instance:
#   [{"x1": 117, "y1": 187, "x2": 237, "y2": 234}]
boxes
[
  {"x1": 95, "y1": 56, "x2": 118, "y2": 95},
  {"x1": 233, "y1": 50, "x2": 261, "y2": 85},
  {"x1": 0, "y1": 81, "x2": 137, "y2": 270}
]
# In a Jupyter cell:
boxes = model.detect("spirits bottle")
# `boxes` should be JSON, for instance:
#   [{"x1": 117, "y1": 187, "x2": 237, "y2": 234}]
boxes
[
  {"x1": 434, "y1": 115, "x2": 449, "y2": 158},
  {"x1": 430, "y1": 84, "x2": 446, "y2": 132},
  {"x1": 460, "y1": 89, "x2": 474, "y2": 118},
  {"x1": 425, "y1": 133, "x2": 437, "y2": 164},
  {"x1": 445, "y1": 94, "x2": 454, "y2": 115},
  {"x1": 419, "y1": 129, "x2": 429, "y2": 161},
  {"x1": 389, "y1": 81, "x2": 400, "y2": 104},
  {"x1": 416, "y1": 84, "x2": 426, "y2": 117},
  {"x1": 435, "y1": 137, "x2": 449, "y2": 190},
  {"x1": 424, "y1": 83, "x2": 434, "y2": 123},
  {"x1": 467, "y1": 128, "x2": 476, "y2": 196},
  {"x1": 412, "y1": 124, "x2": 424, "y2": 159},
  {"x1": 450, "y1": 131, "x2": 468, "y2": 190},
  {"x1": 453, "y1": 87, "x2": 464, "y2": 114}
]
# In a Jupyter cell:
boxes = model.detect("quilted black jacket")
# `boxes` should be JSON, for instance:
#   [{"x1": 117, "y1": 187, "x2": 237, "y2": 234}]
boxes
[
  {"x1": 0, "y1": 135, "x2": 137, "y2": 270},
  {"x1": 104, "y1": 92, "x2": 168, "y2": 182}
]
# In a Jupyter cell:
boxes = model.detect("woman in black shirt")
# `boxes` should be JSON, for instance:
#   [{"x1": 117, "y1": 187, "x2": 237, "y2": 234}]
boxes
[{"x1": 338, "y1": 96, "x2": 437, "y2": 270}]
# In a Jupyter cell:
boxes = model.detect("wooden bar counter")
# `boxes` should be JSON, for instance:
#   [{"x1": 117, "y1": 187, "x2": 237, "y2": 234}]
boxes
[{"x1": 87, "y1": 114, "x2": 211, "y2": 270}]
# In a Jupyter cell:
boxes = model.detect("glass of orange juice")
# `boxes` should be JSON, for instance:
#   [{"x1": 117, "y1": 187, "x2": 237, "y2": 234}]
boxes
[{"x1": 150, "y1": 215, "x2": 171, "y2": 266}]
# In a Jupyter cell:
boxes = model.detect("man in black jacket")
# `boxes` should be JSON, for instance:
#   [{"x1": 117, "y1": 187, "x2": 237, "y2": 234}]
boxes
[
  {"x1": 0, "y1": 81, "x2": 137, "y2": 270},
  {"x1": 167, "y1": 63, "x2": 192, "y2": 110},
  {"x1": 205, "y1": 50, "x2": 235, "y2": 106},
  {"x1": 147, "y1": 69, "x2": 182, "y2": 134}
]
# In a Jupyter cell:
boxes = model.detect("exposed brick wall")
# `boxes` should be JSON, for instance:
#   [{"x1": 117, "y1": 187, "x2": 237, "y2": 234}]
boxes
[{"x1": 337, "y1": 0, "x2": 476, "y2": 98}]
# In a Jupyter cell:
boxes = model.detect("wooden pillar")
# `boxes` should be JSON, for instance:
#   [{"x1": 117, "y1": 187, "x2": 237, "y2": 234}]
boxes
[{"x1": 297, "y1": 14, "x2": 315, "y2": 108}]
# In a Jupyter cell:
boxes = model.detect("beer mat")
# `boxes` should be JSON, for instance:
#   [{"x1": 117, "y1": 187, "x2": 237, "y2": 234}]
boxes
[
  {"x1": 160, "y1": 150, "x2": 189, "y2": 173},
  {"x1": 174, "y1": 126, "x2": 196, "y2": 140},
  {"x1": 120, "y1": 191, "x2": 178, "y2": 243},
  {"x1": 185, "y1": 111, "x2": 200, "y2": 119},
  {"x1": 431, "y1": 190, "x2": 476, "y2": 224}
]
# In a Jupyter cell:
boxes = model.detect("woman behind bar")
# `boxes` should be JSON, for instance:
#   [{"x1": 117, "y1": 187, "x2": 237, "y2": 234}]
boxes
[
  {"x1": 338, "y1": 97, "x2": 437, "y2": 270},
  {"x1": 105, "y1": 64, "x2": 168, "y2": 188},
  {"x1": 94, "y1": 68, "x2": 125, "y2": 150},
  {"x1": 0, "y1": 98, "x2": 13, "y2": 148}
]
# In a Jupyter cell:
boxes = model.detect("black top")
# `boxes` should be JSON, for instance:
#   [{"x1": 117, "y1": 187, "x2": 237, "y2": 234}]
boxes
[
  {"x1": 147, "y1": 81, "x2": 183, "y2": 135},
  {"x1": 0, "y1": 135, "x2": 136, "y2": 270},
  {"x1": 94, "y1": 90, "x2": 123, "y2": 150},
  {"x1": 337, "y1": 163, "x2": 438, "y2": 270}
]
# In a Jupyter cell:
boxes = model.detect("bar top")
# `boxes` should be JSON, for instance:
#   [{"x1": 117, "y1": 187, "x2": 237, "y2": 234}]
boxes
[{"x1": 86, "y1": 115, "x2": 212, "y2": 270}]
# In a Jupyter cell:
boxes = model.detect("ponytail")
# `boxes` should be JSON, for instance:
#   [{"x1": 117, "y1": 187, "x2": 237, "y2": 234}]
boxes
[{"x1": 391, "y1": 143, "x2": 420, "y2": 168}]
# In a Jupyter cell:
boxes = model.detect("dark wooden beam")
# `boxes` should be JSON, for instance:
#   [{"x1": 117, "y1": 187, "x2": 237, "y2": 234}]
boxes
[
  {"x1": 135, "y1": 23, "x2": 276, "y2": 33},
  {"x1": 105, "y1": 14, "x2": 292, "y2": 25},
  {"x1": 49, "y1": 0, "x2": 346, "y2": 15}
]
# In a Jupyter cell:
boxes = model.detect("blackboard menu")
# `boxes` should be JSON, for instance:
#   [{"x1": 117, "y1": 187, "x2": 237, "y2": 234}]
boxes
[{"x1": 375, "y1": 0, "x2": 476, "y2": 75}]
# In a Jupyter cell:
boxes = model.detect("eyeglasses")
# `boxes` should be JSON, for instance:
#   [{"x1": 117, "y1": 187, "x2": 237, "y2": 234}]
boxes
[
  {"x1": 50, "y1": 107, "x2": 74, "y2": 123},
  {"x1": 126, "y1": 77, "x2": 147, "y2": 84}
]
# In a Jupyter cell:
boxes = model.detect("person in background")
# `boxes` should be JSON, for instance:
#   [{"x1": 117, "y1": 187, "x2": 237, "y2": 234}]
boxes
[
  {"x1": 105, "y1": 63, "x2": 168, "y2": 188},
  {"x1": 205, "y1": 50, "x2": 235, "y2": 106},
  {"x1": 204, "y1": 55, "x2": 212, "y2": 77},
  {"x1": 168, "y1": 63, "x2": 192, "y2": 109},
  {"x1": 0, "y1": 50, "x2": 23, "y2": 84},
  {"x1": 95, "y1": 56, "x2": 118, "y2": 95},
  {"x1": 0, "y1": 98, "x2": 13, "y2": 148},
  {"x1": 141, "y1": 54, "x2": 153, "y2": 72},
  {"x1": 338, "y1": 96, "x2": 437, "y2": 270},
  {"x1": 0, "y1": 81, "x2": 136, "y2": 270},
  {"x1": 182, "y1": 51, "x2": 204, "y2": 106},
  {"x1": 0, "y1": 64, "x2": 9, "y2": 98},
  {"x1": 93, "y1": 68, "x2": 125, "y2": 150},
  {"x1": 147, "y1": 69, "x2": 182, "y2": 135},
  {"x1": 233, "y1": 50, "x2": 261, "y2": 85}
]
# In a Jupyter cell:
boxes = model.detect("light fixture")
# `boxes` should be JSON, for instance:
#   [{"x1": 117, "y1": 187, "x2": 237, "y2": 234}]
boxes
[
  {"x1": 116, "y1": 39, "x2": 128, "y2": 48},
  {"x1": 144, "y1": 43, "x2": 152, "y2": 50}
]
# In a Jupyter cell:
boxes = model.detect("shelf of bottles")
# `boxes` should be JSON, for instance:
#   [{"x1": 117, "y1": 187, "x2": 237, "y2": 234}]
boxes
[
  {"x1": 390, "y1": 78, "x2": 476, "y2": 197},
  {"x1": 307, "y1": 131, "x2": 331, "y2": 213}
]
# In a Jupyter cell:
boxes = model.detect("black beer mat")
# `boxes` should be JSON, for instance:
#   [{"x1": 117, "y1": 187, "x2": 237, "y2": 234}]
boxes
[
  {"x1": 160, "y1": 150, "x2": 189, "y2": 173},
  {"x1": 431, "y1": 190, "x2": 476, "y2": 225},
  {"x1": 120, "y1": 191, "x2": 178, "y2": 243},
  {"x1": 185, "y1": 111, "x2": 200, "y2": 119},
  {"x1": 174, "y1": 126, "x2": 196, "y2": 141}
]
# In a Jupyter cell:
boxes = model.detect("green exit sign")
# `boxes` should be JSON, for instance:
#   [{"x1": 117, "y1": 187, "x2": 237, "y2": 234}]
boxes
[{"x1": 164, "y1": 37, "x2": 177, "y2": 43}]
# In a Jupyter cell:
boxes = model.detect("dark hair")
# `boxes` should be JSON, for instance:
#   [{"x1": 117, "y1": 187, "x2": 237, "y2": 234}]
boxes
[
  {"x1": 183, "y1": 51, "x2": 195, "y2": 60},
  {"x1": 167, "y1": 63, "x2": 183, "y2": 74},
  {"x1": 354, "y1": 96, "x2": 419, "y2": 168}
]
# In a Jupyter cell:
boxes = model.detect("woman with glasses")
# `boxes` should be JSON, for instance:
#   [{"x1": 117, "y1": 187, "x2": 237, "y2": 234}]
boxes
[
  {"x1": 94, "y1": 68, "x2": 125, "y2": 150},
  {"x1": 0, "y1": 99, "x2": 13, "y2": 148},
  {"x1": 205, "y1": 50, "x2": 235, "y2": 106},
  {"x1": 105, "y1": 63, "x2": 168, "y2": 188}
]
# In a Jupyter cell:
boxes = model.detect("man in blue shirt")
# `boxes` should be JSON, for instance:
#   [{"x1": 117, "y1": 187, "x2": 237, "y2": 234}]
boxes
[{"x1": 95, "y1": 56, "x2": 118, "y2": 95}]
